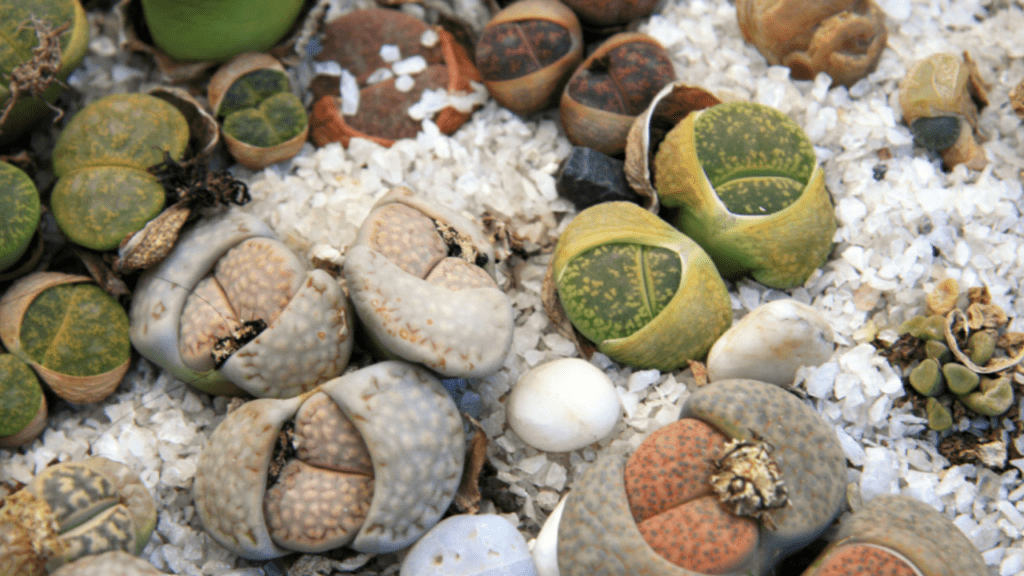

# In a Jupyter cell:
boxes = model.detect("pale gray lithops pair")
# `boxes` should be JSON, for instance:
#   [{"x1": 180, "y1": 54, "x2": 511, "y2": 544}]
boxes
[
  {"x1": 345, "y1": 187, "x2": 514, "y2": 378},
  {"x1": 557, "y1": 379, "x2": 847, "y2": 576},
  {"x1": 192, "y1": 360, "x2": 465, "y2": 559},
  {"x1": 129, "y1": 210, "x2": 354, "y2": 397},
  {"x1": 0, "y1": 457, "x2": 156, "y2": 576}
]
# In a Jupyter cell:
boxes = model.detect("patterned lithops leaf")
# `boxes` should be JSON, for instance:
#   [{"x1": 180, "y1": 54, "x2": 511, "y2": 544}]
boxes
[
  {"x1": 714, "y1": 175, "x2": 804, "y2": 215},
  {"x1": 222, "y1": 109, "x2": 276, "y2": 147},
  {"x1": 557, "y1": 243, "x2": 681, "y2": 343},
  {"x1": 56, "y1": 504, "x2": 136, "y2": 564},
  {"x1": 0, "y1": 354, "x2": 42, "y2": 437},
  {"x1": 218, "y1": 69, "x2": 291, "y2": 117},
  {"x1": 220, "y1": 68, "x2": 306, "y2": 148},
  {"x1": 695, "y1": 102, "x2": 815, "y2": 189},
  {"x1": 31, "y1": 463, "x2": 119, "y2": 533},
  {"x1": 19, "y1": 283, "x2": 130, "y2": 377},
  {"x1": 0, "y1": 161, "x2": 40, "y2": 270}
]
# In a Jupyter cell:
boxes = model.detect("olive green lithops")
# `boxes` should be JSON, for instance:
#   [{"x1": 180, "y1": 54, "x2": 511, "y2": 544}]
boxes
[
  {"x1": 0, "y1": 272, "x2": 130, "y2": 404},
  {"x1": 800, "y1": 494, "x2": 985, "y2": 576},
  {"x1": 207, "y1": 52, "x2": 308, "y2": 170},
  {"x1": 344, "y1": 187, "x2": 514, "y2": 378},
  {"x1": 0, "y1": 353, "x2": 47, "y2": 448},
  {"x1": 908, "y1": 358, "x2": 943, "y2": 397},
  {"x1": 0, "y1": 161, "x2": 40, "y2": 273},
  {"x1": 549, "y1": 201, "x2": 731, "y2": 371},
  {"x1": 960, "y1": 376, "x2": 1014, "y2": 416},
  {"x1": 129, "y1": 210, "x2": 354, "y2": 397},
  {"x1": 50, "y1": 92, "x2": 190, "y2": 251},
  {"x1": 653, "y1": 101, "x2": 836, "y2": 289},
  {"x1": 0, "y1": 456, "x2": 156, "y2": 576},
  {"x1": 0, "y1": 0, "x2": 88, "y2": 143},
  {"x1": 558, "y1": 379, "x2": 846, "y2": 576},
  {"x1": 926, "y1": 397, "x2": 953, "y2": 432},
  {"x1": 193, "y1": 361, "x2": 464, "y2": 559}
]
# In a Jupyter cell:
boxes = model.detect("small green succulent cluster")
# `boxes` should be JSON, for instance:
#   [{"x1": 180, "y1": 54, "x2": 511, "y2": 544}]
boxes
[
  {"x1": 217, "y1": 67, "x2": 306, "y2": 148},
  {"x1": 897, "y1": 284, "x2": 1021, "y2": 431}
]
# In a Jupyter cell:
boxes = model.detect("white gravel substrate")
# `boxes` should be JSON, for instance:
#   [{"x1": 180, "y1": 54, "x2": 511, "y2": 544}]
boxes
[{"x1": 4, "y1": 0, "x2": 1024, "y2": 574}]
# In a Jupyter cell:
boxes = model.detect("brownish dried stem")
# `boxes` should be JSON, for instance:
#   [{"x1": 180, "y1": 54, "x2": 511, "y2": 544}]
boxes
[{"x1": 0, "y1": 17, "x2": 71, "y2": 134}]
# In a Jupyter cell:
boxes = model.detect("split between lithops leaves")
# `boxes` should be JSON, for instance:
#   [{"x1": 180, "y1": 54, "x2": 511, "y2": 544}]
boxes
[
  {"x1": 193, "y1": 361, "x2": 465, "y2": 559},
  {"x1": 653, "y1": 101, "x2": 837, "y2": 289},
  {"x1": 558, "y1": 379, "x2": 846, "y2": 576},
  {"x1": 549, "y1": 201, "x2": 732, "y2": 371}
]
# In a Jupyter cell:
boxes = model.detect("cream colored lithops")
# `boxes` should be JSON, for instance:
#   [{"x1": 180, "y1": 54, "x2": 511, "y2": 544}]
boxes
[
  {"x1": 193, "y1": 361, "x2": 465, "y2": 560},
  {"x1": 345, "y1": 187, "x2": 514, "y2": 378},
  {"x1": 0, "y1": 457, "x2": 157, "y2": 576},
  {"x1": 48, "y1": 551, "x2": 166, "y2": 576},
  {"x1": 706, "y1": 299, "x2": 836, "y2": 386},
  {"x1": 506, "y1": 358, "x2": 621, "y2": 452},
  {"x1": 129, "y1": 210, "x2": 354, "y2": 397}
]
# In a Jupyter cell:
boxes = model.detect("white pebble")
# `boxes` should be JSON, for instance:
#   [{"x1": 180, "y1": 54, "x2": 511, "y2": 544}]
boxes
[
  {"x1": 532, "y1": 496, "x2": 566, "y2": 576},
  {"x1": 401, "y1": 514, "x2": 538, "y2": 576},
  {"x1": 395, "y1": 74, "x2": 415, "y2": 92},
  {"x1": 507, "y1": 358, "x2": 621, "y2": 452},
  {"x1": 380, "y1": 44, "x2": 401, "y2": 62},
  {"x1": 393, "y1": 55, "x2": 428, "y2": 75}
]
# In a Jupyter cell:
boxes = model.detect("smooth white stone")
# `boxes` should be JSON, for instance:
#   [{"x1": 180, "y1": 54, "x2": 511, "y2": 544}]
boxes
[
  {"x1": 507, "y1": 358, "x2": 620, "y2": 452},
  {"x1": 532, "y1": 495, "x2": 566, "y2": 576},
  {"x1": 400, "y1": 514, "x2": 538, "y2": 576},
  {"x1": 706, "y1": 299, "x2": 836, "y2": 386}
]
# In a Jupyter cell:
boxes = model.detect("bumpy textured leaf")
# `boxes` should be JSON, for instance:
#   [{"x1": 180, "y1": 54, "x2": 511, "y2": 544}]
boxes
[
  {"x1": 0, "y1": 161, "x2": 40, "y2": 270},
  {"x1": 0, "y1": 354, "x2": 42, "y2": 437}
]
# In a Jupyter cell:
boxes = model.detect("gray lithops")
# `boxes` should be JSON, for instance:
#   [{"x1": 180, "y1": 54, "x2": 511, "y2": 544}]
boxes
[
  {"x1": 801, "y1": 494, "x2": 986, "y2": 576},
  {"x1": 48, "y1": 551, "x2": 166, "y2": 576},
  {"x1": 0, "y1": 457, "x2": 156, "y2": 576},
  {"x1": 344, "y1": 187, "x2": 514, "y2": 378},
  {"x1": 193, "y1": 360, "x2": 465, "y2": 560},
  {"x1": 129, "y1": 210, "x2": 354, "y2": 397},
  {"x1": 557, "y1": 379, "x2": 846, "y2": 576}
]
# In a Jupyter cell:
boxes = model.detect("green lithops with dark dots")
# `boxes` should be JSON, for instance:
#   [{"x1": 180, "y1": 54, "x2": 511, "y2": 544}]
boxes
[
  {"x1": 800, "y1": 494, "x2": 986, "y2": 576},
  {"x1": 654, "y1": 101, "x2": 836, "y2": 288},
  {"x1": 50, "y1": 93, "x2": 189, "y2": 251},
  {"x1": 558, "y1": 378, "x2": 846, "y2": 576},
  {"x1": 0, "y1": 353, "x2": 45, "y2": 445},
  {"x1": 0, "y1": 161, "x2": 40, "y2": 272},
  {"x1": 552, "y1": 201, "x2": 731, "y2": 371},
  {"x1": 0, "y1": 457, "x2": 156, "y2": 576}
]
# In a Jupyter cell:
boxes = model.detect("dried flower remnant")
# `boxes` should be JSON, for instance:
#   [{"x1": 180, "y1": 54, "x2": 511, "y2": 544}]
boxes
[
  {"x1": 0, "y1": 17, "x2": 70, "y2": 132},
  {"x1": 710, "y1": 438, "x2": 789, "y2": 530}
]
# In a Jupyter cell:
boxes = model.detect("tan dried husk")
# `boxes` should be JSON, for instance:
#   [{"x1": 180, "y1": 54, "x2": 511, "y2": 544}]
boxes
[
  {"x1": 0, "y1": 272, "x2": 128, "y2": 404},
  {"x1": 146, "y1": 85, "x2": 220, "y2": 165},
  {"x1": 623, "y1": 80, "x2": 721, "y2": 212},
  {"x1": 944, "y1": 309, "x2": 1024, "y2": 374}
]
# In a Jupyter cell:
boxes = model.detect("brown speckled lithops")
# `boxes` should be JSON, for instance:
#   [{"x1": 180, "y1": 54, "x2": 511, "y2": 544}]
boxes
[
  {"x1": 345, "y1": 187, "x2": 514, "y2": 378},
  {"x1": 193, "y1": 360, "x2": 465, "y2": 559},
  {"x1": 0, "y1": 457, "x2": 156, "y2": 576},
  {"x1": 558, "y1": 379, "x2": 846, "y2": 575},
  {"x1": 800, "y1": 494, "x2": 985, "y2": 576},
  {"x1": 129, "y1": 210, "x2": 354, "y2": 397}
]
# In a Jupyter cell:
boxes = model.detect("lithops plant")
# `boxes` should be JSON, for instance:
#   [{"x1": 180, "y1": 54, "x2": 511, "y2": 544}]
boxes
[
  {"x1": 0, "y1": 456, "x2": 157, "y2": 576},
  {"x1": 0, "y1": 353, "x2": 47, "y2": 448},
  {"x1": 344, "y1": 187, "x2": 513, "y2": 378},
  {"x1": 48, "y1": 551, "x2": 166, "y2": 576},
  {"x1": 736, "y1": 0, "x2": 887, "y2": 87},
  {"x1": 652, "y1": 101, "x2": 837, "y2": 289},
  {"x1": 207, "y1": 52, "x2": 308, "y2": 170},
  {"x1": 899, "y1": 52, "x2": 989, "y2": 170},
  {"x1": 0, "y1": 0, "x2": 88, "y2": 143},
  {"x1": 557, "y1": 378, "x2": 847, "y2": 576},
  {"x1": 0, "y1": 272, "x2": 130, "y2": 404},
  {"x1": 129, "y1": 210, "x2": 354, "y2": 397},
  {"x1": 800, "y1": 494, "x2": 986, "y2": 575},
  {"x1": 0, "y1": 161, "x2": 41, "y2": 275},
  {"x1": 192, "y1": 360, "x2": 465, "y2": 559},
  {"x1": 50, "y1": 92, "x2": 189, "y2": 251},
  {"x1": 546, "y1": 201, "x2": 732, "y2": 371}
]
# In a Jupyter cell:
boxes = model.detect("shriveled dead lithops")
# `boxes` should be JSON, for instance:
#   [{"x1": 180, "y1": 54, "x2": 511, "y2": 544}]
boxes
[
  {"x1": 737, "y1": 0, "x2": 887, "y2": 86},
  {"x1": 0, "y1": 272, "x2": 130, "y2": 404},
  {"x1": 899, "y1": 52, "x2": 988, "y2": 171},
  {"x1": 800, "y1": 494, "x2": 985, "y2": 576},
  {"x1": 344, "y1": 187, "x2": 513, "y2": 378},
  {"x1": 129, "y1": 210, "x2": 354, "y2": 397},
  {"x1": 546, "y1": 201, "x2": 731, "y2": 371},
  {"x1": 558, "y1": 379, "x2": 846, "y2": 576},
  {"x1": 0, "y1": 456, "x2": 156, "y2": 576},
  {"x1": 193, "y1": 361, "x2": 465, "y2": 559},
  {"x1": 652, "y1": 101, "x2": 837, "y2": 288}
]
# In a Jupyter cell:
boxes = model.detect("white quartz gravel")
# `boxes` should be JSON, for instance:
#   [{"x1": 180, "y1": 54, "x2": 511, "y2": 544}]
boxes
[{"x1": 4, "y1": 0, "x2": 1024, "y2": 575}]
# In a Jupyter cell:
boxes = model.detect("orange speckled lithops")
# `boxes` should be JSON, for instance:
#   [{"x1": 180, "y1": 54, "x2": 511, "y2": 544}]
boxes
[{"x1": 809, "y1": 545, "x2": 920, "y2": 576}]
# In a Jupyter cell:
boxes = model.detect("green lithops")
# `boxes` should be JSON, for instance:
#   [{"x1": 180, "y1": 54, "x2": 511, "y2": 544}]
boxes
[
  {"x1": 908, "y1": 358, "x2": 943, "y2": 397},
  {"x1": 898, "y1": 314, "x2": 946, "y2": 340},
  {"x1": 558, "y1": 379, "x2": 846, "y2": 576},
  {"x1": 926, "y1": 397, "x2": 952, "y2": 432},
  {"x1": 207, "y1": 52, "x2": 308, "y2": 169},
  {"x1": 550, "y1": 201, "x2": 732, "y2": 371},
  {"x1": 0, "y1": 272, "x2": 130, "y2": 404},
  {"x1": 961, "y1": 376, "x2": 1014, "y2": 416},
  {"x1": 942, "y1": 362, "x2": 979, "y2": 395},
  {"x1": 0, "y1": 456, "x2": 156, "y2": 576},
  {"x1": 652, "y1": 101, "x2": 836, "y2": 288},
  {"x1": 0, "y1": 353, "x2": 46, "y2": 448},
  {"x1": 0, "y1": 0, "x2": 88, "y2": 143},
  {"x1": 50, "y1": 92, "x2": 189, "y2": 251},
  {"x1": 0, "y1": 161, "x2": 40, "y2": 273},
  {"x1": 800, "y1": 494, "x2": 985, "y2": 576}
]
